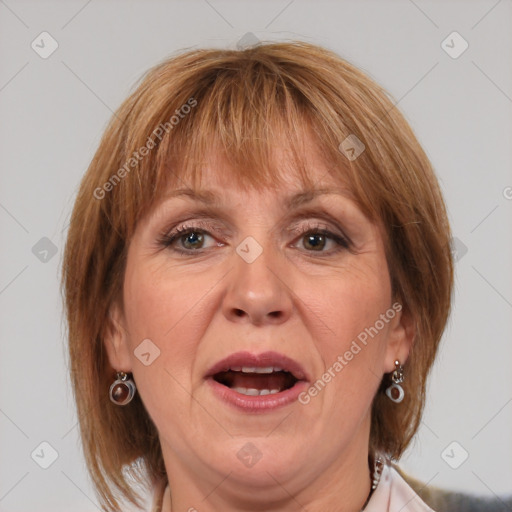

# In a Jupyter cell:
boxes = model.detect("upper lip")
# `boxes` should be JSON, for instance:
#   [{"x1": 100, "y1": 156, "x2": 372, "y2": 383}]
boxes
[{"x1": 205, "y1": 351, "x2": 310, "y2": 382}]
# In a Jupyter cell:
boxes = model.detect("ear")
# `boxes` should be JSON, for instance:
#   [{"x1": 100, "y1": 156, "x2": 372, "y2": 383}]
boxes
[
  {"x1": 383, "y1": 301, "x2": 415, "y2": 373},
  {"x1": 103, "y1": 301, "x2": 133, "y2": 372}
]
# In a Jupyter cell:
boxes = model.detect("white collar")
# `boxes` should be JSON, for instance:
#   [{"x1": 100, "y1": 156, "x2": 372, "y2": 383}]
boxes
[{"x1": 364, "y1": 463, "x2": 435, "y2": 512}]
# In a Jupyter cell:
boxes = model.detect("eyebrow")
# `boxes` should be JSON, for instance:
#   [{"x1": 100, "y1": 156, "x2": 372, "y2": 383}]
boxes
[{"x1": 164, "y1": 187, "x2": 350, "y2": 210}]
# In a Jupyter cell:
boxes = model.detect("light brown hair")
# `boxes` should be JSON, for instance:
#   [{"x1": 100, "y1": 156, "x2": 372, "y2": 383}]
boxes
[{"x1": 61, "y1": 40, "x2": 454, "y2": 511}]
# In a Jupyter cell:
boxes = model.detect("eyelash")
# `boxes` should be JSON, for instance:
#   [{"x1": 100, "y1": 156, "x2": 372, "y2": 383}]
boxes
[{"x1": 156, "y1": 220, "x2": 351, "y2": 256}]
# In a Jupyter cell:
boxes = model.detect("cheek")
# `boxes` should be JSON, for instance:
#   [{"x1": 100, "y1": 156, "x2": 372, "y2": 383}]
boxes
[
  {"x1": 306, "y1": 258, "x2": 391, "y2": 342},
  {"x1": 302, "y1": 259, "x2": 392, "y2": 397},
  {"x1": 123, "y1": 257, "x2": 211, "y2": 338},
  {"x1": 121, "y1": 260, "x2": 218, "y2": 383},
  {"x1": 120, "y1": 261, "x2": 221, "y2": 433}
]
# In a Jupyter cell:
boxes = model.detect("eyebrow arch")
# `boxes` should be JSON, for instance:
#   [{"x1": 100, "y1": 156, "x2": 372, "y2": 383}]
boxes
[{"x1": 164, "y1": 187, "x2": 351, "y2": 210}]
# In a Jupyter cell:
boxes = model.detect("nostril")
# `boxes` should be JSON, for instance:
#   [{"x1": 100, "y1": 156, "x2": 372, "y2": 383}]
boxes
[{"x1": 234, "y1": 309, "x2": 245, "y2": 317}]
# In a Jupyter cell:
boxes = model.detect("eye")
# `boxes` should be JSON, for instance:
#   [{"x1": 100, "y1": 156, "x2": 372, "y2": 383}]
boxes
[
  {"x1": 157, "y1": 222, "x2": 222, "y2": 254},
  {"x1": 157, "y1": 220, "x2": 351, "y2": 256},
  {"x1": 291, "y1": 223, "x2": 350, "y2": 254}
]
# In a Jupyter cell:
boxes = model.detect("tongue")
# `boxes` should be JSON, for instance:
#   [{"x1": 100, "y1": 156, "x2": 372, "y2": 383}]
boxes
[
  {"x1": 218, "y1": 371, "x2": 292, "y2": 391},
  {"x1": 232, "y1": 372, "x2": 286, "y2": 390}
]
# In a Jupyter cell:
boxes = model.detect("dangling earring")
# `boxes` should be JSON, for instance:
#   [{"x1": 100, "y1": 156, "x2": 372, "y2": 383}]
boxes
[
  {"x1": 109, "y1": 371, "x2": 136, "y2": 405},
  {"x1": 385, "y1": 360, "x2": 405, "y2": 403}
]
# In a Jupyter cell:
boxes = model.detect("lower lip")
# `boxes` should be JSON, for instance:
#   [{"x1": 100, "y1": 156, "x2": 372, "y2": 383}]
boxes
[{"x1": 206, "y1": 378, "x2": 309, "y2": 413}]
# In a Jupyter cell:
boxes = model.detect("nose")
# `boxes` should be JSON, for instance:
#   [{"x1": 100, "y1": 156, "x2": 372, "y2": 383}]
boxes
[{"x1": 222, "y1": 244, "x2": 293, "y2": 326}]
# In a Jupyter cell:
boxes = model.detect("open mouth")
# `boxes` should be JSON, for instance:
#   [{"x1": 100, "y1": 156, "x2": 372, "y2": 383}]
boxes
[
  {"x1": 205, "y1": 351, "x2": 309, "y2": 409},
  {"x1": 212, "y1": 367, "x2": 299, "y2": 396}
]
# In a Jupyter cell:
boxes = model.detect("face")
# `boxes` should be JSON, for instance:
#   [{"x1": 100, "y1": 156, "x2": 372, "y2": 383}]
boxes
[{"x1": 105, "y1": 139, "x2": 413, "y2": 503}]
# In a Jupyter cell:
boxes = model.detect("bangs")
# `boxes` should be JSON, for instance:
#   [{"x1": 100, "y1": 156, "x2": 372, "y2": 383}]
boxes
[
  {"x1": 105, "y1": 48, "x2": 376, "y2": 240},
  {"x1": 156, "y1": 83, "x2": 321, "y2": 202}
]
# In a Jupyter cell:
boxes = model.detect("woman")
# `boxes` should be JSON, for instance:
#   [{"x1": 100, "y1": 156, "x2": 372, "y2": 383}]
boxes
[{"x1": 62, "y1": 41, "x2": 453, "y2": 511}]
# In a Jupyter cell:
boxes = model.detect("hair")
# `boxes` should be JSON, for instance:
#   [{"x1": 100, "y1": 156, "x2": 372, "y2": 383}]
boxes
[{"x1": 61, "y1": 40, "x2": 454, "y2": 511}]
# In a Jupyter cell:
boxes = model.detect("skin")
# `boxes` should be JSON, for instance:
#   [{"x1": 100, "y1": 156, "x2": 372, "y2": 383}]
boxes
[{"x1": 105, "y1": 140, "x2": 414, "y2": 512}]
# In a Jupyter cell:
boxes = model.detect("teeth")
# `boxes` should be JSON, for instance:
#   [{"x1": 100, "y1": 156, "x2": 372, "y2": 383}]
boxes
[
  {"x1": 232, "y1": 387, "x2": 282, "y2": 396},
  {"x1": 240, "y1": 366, "x2": 282, "y2": 374},
  {"x1": 253, "y1": 367, "x2": 274, "y2": 374}
]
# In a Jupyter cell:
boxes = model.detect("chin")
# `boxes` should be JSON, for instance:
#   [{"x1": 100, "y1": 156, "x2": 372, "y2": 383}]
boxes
[{"x1": 207, "y1": 437, "x2": 305, "y2": 486}]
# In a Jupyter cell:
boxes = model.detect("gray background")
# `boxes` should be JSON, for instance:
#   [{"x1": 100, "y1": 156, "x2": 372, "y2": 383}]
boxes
[{"x1": 1, "y1": 0, "x2": 511, "y2": 510}]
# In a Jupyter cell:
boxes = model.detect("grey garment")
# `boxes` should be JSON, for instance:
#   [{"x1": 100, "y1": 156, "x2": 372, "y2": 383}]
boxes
[{"x1": 397, "y1": 468, "x2": 512, "y2": 512}]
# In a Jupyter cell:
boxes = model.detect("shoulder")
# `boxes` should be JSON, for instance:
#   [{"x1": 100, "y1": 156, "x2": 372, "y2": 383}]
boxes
[{"x1": 398, "y1": 467, "x2": 512, "y2": 512}]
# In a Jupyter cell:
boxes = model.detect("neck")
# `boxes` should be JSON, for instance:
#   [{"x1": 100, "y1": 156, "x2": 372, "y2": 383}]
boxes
[{"x1": 160, "y1": 436, "x2": 372, "y2": 512}]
